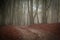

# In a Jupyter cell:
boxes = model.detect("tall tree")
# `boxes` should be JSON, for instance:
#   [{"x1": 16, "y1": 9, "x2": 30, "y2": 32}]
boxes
[
  {"x1": 35, "y1": 0, "x2": 39, "y2": 23},
  {"x1": 27, "y1": 0, "x2": 30, "y2": 25},
  {"x1": 42, "y1": 0, "x2": 48, "y2": 23},
  {"x1": 29, "y1": 0, "x2": 34, "y2": 24}
]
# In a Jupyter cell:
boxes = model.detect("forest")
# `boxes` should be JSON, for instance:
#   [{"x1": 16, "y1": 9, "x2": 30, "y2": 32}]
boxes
[
  {"x1": 0, "y1": 0, "x2": 60, "y2": 40},
  {"x1": 0, "y1": 0, "x2": 60, "y2": 25}
]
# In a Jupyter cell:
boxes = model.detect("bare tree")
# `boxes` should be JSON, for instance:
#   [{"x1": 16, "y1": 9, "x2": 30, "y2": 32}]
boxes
[
  {"x1": 41, "y1": 0, "x2": 48, "y2": 23},
  {"x1": 35, "y1": 0, "x2": 39, "y2": 23},
  {"x1": 29, "y1": 0, "x2": 34, "y2": 24}
]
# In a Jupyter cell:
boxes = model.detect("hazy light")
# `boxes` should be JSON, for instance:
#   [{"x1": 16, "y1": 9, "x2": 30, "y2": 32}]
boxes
[{"x1": 33, "y1": 5, "x2": 42, "y2": 12}]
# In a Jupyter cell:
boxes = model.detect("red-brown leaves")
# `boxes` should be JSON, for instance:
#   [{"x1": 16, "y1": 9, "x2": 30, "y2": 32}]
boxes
[{"x1": 0, "y1": 23, "x2": 60, "y2": 40}]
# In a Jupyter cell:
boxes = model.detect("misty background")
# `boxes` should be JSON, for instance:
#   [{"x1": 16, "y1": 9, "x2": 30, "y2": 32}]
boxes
[{"x1": 0, "y1": 0, "x2": 60, "y2": 25}]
